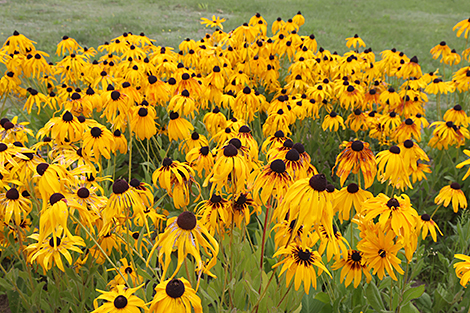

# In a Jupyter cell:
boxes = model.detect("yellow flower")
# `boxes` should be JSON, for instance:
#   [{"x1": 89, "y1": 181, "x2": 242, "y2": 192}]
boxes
[
  {"x1": 453, "y1": 18, "x2": 470, "y2": 38},
  {"x1": 345, "y1": 34, "x2": 366, "y2": 48},
  {"x1": 434, "y1": 182, "x2": 467, "y2": 213},
  {"x1": 147, "y1": 211, "x2": 219, "y2": 280},
  {"x1": 357, "y1": 229, "x2": 404, "y2": 281},
  {"x1": 200, "y1": 15, "x2": 226, "y2": 30},
  {"x1": 332, "y1": 249, "x2": 372, "y2": 288},
  {"x1": 273, "y1": 244, "x2": 331, "y2": 294},
  {"x1": 92, "y1": 284, "x2": 147, "y2": 313},
  {"x1": 454, "y1": 254, "x2": 470, "y2": 287},
  {"x1": 148, "y1": 278, "x2": 202, "y2": 313}
]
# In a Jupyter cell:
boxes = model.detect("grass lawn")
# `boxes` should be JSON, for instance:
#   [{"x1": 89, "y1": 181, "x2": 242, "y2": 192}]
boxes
[{"x1": 1, "y1": 0, "x2": 470, "y2": 72}]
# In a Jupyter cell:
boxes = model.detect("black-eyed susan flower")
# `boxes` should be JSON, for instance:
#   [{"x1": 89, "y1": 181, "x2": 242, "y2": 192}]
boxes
[
  {"x1": 167, "y1": 111, "x2": 194, "y2": 142},
  {"x1": 453, "y1": 17, "x2": 470, "y2": 38},
  {"x1": 393, "y1": 118, "x2": 421, "y2": 143},
  {"x1": 430, "y1": 41, "x2": 451, "y2": 60},
  {"x1": 33, "y1": 162, "x2": 74, "y2": 203},
  {"x1": 0, "y1": 187, "x2": 32, "y2": 225},
  {"x1": 200, "y1": 15, "x2": 226, "y2": 30},
  {"x1": 428, "y1": 121, "x2": 469, "y2": 150},
  {"x1": 148, "y1": 278, "x2": 202, "y2": 313},
  {"x1": 345, "y1": 34, "x2": 366, "y2": 49},
  {"x1": 362, "y1": 193, "x2": 418, "y2": 240},
  {"x1": 273, "y1": 244, "x2": 331, "y2": 294},
  {"x1": 147, "y1": 211, "x2": 218, "y2": 279},
  {"x1": 334, "y1": 183, "x2": 373, "y2": 223},
  {"x1": 357, "y1": 229, "x2": 404, "y2": 280},
  {"x1": 251, "y1": 159, "x2": 292, "y2": 206},
  {"x1": 416, "y1": 213, "x2": 442, "y2": 242},
  {"x1": 186, "y1": 146, "x2": 215, "y2": 178},
  {"x1": 152, "y1": 157, "x2": 193, "y2": 194},
  {"x1": 454, "y1": 254, "x2": 470, "y2": 287},
  {"x1": 39, "y1": 111, "x2": 84, "y2": 144},
  {"x1": 376, "y1": 145, "x2": 412, "y2": 190},
  {"x1": 130, "y1": 105, "x2": 157, "y2": 140},
  {"x1": 203, "y1": 143, "x2": 249, "y2": 195},
  {"x1": 2, "y1": 30, "x2": 37, "y2": 54},
  {"x1": 444, "y1": 104, "x2": 469, "y2": 127},
  {"x1": 101, "y1": 179, "x2": 145, "y2": 233},
  {"x1": 203, "y1": 107, "x2": 226, "y2": 137},
  {"x1": 314, "y1": 225, "x2": 350, "y2": 261},
  {"x1": 276, "y1": 173, "x2": 334, "y2": 247},
  {"x1": 332, "y1": 249, "x2": 372, "y2": 288},
  {"x1": 107, "y1": 258, "x2": 143, "y2": 289},
  {"x1": 230, "y1": 192, "x2": 259, "y2": 229},
  {"x1": 434, "y1": 182, "x2": 467, "y2": 213},
  {"x1": 196, "y1": 193, "x2": 230, "y2": 235},
  {"x1": 82, "y1": 125, "x2": 115, "y2": 160},
  {"x1": 333, "y1": 140, "x2": 377, "y2": 189},
  {"x1": 112, "y1": 129, "x2": 128, "y2": 154},
  {"x1": 179, "y1": 132, "x2": 208, "y2": 154},
  {"x1": 27, "y1": 228, "x2": 85, "y2": 272},
  {"x1": 92, "y1": 284, "x2": 147, "y2": 313}
]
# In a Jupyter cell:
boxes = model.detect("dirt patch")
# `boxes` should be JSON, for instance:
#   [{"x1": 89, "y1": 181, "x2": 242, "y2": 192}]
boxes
[{"x1": 0, "y1": 294, "x2": 11, "y2": 313}]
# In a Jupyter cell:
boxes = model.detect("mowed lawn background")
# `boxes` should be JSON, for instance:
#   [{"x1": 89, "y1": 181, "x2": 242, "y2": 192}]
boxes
[{"x1": 1, "y1": 0, "x2": 470, "y2": 74}]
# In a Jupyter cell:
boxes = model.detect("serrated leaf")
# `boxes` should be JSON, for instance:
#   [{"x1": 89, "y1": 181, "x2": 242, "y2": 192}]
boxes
[
  {"x1": 402, "y1": 284, "x2": 425, "y2": 305},
  {"x1": 365, "y1": 283, "x2": 385, "y2": 312}
]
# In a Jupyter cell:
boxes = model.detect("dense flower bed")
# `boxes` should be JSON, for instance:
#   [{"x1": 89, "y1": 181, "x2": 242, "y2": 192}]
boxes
[{"x1": 1, "y1": 13, "x2": 470, "y2": 312}]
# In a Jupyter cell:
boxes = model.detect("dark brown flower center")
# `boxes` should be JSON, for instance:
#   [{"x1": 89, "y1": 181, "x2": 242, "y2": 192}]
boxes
[
  {"x1": 210, "y1": 194, "x2": 222, "y2": 203},
  {"x1": 270, "y1": 159, "x2": 286, "y2": 173},
  {"x1": 36, "y1": 163, "x2": 49, "y2": 176},
  {"x1": 421, "y1": 214, "x2": 431, "y2": 221},
  {"x1": 113, "y1": 295, "x2": 128, "y2": 309},
  {"x1": 162, "y1": 157, "x2": 173, "y2": 167},
  {"x1": 403, "y1": 140, "x2": 414, "y2": 148},
  {"x1": 138, "y1": 107, "x2": 148, "y2": 117},
  {"x1": 77, "y1": 187, "x2": 90, "y2": 199},
  {"x1": 177, "y1": 211, "x2": 197, "y2": 230},
  {"x1": 309, "y1": 174, "x2": 327, "y2": 191},
  {"x1": 451, "y1": 182, "x2": 461, "y2": 190},
  {"x1": 130, "y1": 178, "x2": 140, "y2": 187},
  {"x1": 166, "y1": 279, "x2": 185, "y2": 298},
  {"x1": 111, "y1": 90, "x2": 121, "y2": 101},
  {"x1": 386, "y1": 198, "x2": 400, "y2": 208},
  {"x1": 389, "y1": 146, "x2": 400, "y2": 154},
  {"x1": 62, "y1": 111, "x2": 73, "y2": 122},
  {"x1": 169, "y1": 111, "x2": 179, "y2": 120},
  {"x1": 200, "y1": 146, "x2": 209, "y2": 156},
  {"x1": 351, "y1": 140, "x2": 364, "y2": 152},
  {"x1": 378, "y1": 249, "x2": 386, "y2": 258},
  {"x1": 90, "y1": 127, "x2": 102, "y2": 138},
  {"x1": 6, "y1": 188, "x2": 19, "y2": 200},
  {"x1": 228, "y1": 138, "x2": 242, "y2": 149},
  {"x1": 285, "y1": 149, "x2": 300, "y2": 161},
  {"x1": 351, "y1": 251, "x2": 362, "y2": 262},
  {"x1": 347, "y1": 183, "x2": 359, "y2": 193},
  {"x1": 50, "y1": 193, "x2": 65, "y2": 205},
  {"x1": 297, "y1": 248, "x2": 311, "y2": 261},
  {"x1": 49, "y1": 237, "x2": 61, "y2": 247},
  {"x1": 223, "y1": 144, "x2": 238, "y2": 157},
  {"x1": 112, "y1": 179, "x2": 129, "y2": 194}
]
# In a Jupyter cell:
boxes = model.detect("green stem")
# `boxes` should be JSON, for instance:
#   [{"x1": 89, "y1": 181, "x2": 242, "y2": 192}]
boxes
[{"x1": 250, "y1": 268, "x2": 277, "y2": 313}]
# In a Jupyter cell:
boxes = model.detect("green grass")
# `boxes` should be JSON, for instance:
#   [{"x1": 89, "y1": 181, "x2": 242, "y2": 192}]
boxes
[{"x1": 1, "y1": 0, "x2": 470, "y2": 72}]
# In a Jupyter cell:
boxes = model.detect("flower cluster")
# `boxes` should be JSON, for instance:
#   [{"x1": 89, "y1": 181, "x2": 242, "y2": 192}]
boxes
[{"x1": 1, "y1": 12, "x2": 470, "y2": 313}]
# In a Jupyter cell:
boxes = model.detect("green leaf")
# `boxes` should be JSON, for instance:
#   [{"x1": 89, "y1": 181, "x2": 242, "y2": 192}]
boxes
[
  {"x1": 399, "y1": 301, "x2": 420, "y2": 313},
  {"x1": 365, "y1": 283, "x2": 385, "y2": 312},
  {"x1": 293, "y1": 304, "x2": 302, "y2": 313},
  {"x1": 402, "y1": 284, "x2": 425, "y2": 305}
]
